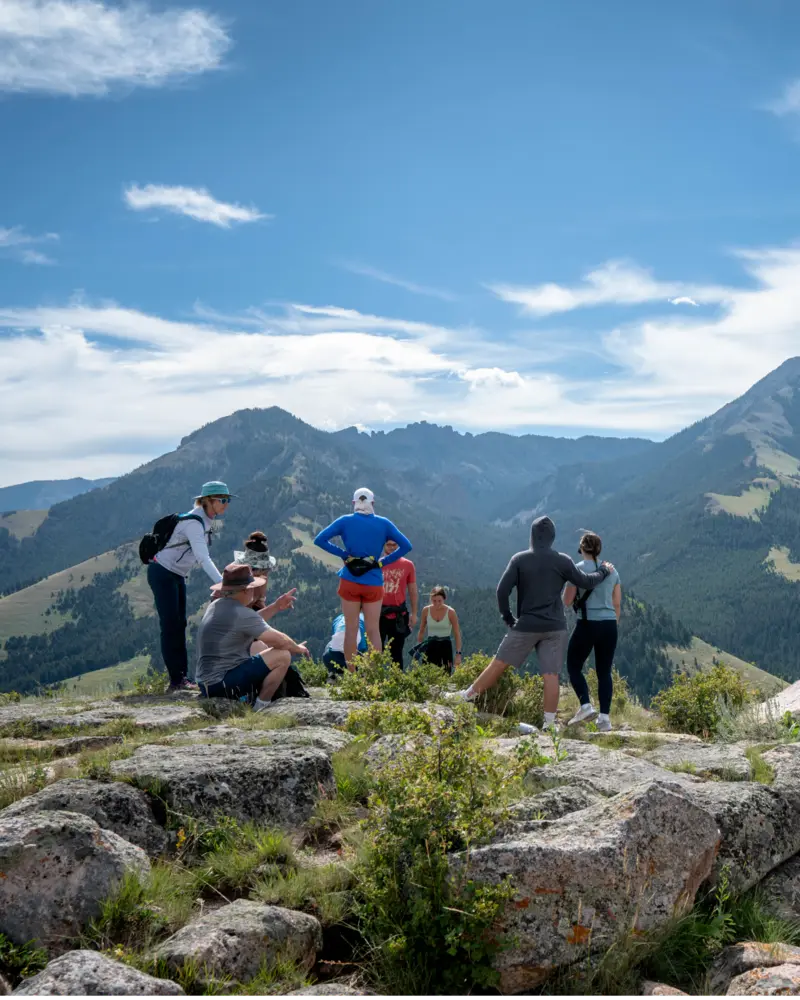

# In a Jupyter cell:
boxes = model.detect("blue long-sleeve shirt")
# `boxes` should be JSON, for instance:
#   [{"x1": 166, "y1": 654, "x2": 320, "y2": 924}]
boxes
[{"x1": 314, "y1": 513, "x2": 412, "y2": 587}]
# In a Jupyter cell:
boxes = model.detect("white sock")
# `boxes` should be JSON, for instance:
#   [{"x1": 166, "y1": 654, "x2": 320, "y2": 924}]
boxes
[
  {"x1": 254, "y1": 697, "x2": 271, "y2": 710},
  {"x1": 465, "y1": 686, "x2": 477, "y2": 700},
  {"x1": 544, "y1": 711, "x2": 556, "y2": 725},
  {"x1": 582, "y1": 703, "x2": 593, "y2": 711}
]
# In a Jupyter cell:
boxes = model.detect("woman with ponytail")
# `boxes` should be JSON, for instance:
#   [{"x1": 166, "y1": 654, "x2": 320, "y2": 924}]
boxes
[
  {"x1": 562, "y1": 531, "x2": 622, "y2": 732},
  {"x1": 230, "y1": 531, "x2": 297, "y2": 622}
]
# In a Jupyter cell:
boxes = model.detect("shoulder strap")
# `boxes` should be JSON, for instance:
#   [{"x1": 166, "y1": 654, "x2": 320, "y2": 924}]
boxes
[
  {"x1": 574, "y1": 558, "x2": 599, "y2": 621},
  {"x1": 164, "y1": 513, "x2": 206, "y2": 550}
]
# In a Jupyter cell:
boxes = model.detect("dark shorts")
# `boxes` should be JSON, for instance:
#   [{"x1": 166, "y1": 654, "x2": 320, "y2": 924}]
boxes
[
  {"x1": 199, "y1": 654, "x2": 269, "y2": 701},
  {"x1": 495, "y1": 629, "x2": 565, "y2": 673},
  {"x1": 323, "y1": 649, "x2": 346, "y2": 680}
]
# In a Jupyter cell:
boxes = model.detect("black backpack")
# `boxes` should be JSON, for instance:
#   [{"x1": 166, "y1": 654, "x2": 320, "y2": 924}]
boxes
[{"x1": 138, "y1": 512, "x2": 203, "y2": 565}]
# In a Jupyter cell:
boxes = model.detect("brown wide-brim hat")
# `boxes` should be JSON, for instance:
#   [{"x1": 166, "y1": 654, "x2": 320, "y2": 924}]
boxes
[{"x1": 210, "y1": 562, "x2": 266, "y2": 596}]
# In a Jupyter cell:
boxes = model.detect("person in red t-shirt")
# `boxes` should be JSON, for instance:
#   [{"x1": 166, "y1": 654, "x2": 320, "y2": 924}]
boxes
[{"x1": 379, "y1": 540, "x2": 418, "y2": 668}]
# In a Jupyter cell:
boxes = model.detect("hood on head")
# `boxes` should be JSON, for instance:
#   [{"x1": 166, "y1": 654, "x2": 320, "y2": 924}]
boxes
[{"x1": 530, "y1": 515, "x2": 556, "y2": 549}]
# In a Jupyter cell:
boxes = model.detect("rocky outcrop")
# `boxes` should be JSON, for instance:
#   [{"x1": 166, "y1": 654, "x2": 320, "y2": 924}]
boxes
[
  {"x1": 12, "y1": 950, "x2": 184, "y2": 995},
  {"x1": 0, "y1": 779, "x2": 168, "y2": 857},
  {"x1": 162, "y1": 724, "x2": 353, "y2": 755},
  {"x1": 0, "y1": 734, "x2": 123, "y2": 758},
  {"x1": 0, "y1": 810, "x2": 149, "y2": 952},
  {"x1": 709, "y1": 942, "x2": 800, "y2": 994},
  {"x1": 265, "y1": 697, "x2": 454, "y2": 728},
  {"x1": 0, "y1": 699, "x2": 203, "y2": 735},
  {"x1": 152, "y1": 900, "x2": 322, "y2": 982},
  {"x1": 508, "y1": 786, "x2": 601, "y2": 822},
  {"x1": 727, "y1": 963, "x2": 800, "y2": 995},
  {"x1": 462, "y1": 781, "x2": 720, "y2": 993},
  {"x1": 760, "y1": 856, "x2": 800, "y2": 921},
  {"x1": 286, "y1": 986, "x2": 372, "y2": 996},
  {"x1": 111, "y1": 743, "x2": 334, "y2": 826},
  {"x1": 642, "y1": 742, "x2": 753, "y2": 780}
]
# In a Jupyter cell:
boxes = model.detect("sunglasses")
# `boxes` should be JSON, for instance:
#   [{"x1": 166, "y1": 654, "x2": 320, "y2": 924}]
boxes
[{"x1": 213, "y1": 497, "x2": 231, "y2": 505}]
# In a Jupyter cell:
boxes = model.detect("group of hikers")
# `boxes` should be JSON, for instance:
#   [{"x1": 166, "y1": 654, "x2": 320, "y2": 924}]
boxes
[{"x1": 143, "y1": 482, "x2": 621, "y2": 731}]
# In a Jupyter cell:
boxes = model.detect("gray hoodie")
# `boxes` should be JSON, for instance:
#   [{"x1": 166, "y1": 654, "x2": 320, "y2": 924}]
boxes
[{"x1": 497, "y1": 515, "x2": 610, "y2": 633}]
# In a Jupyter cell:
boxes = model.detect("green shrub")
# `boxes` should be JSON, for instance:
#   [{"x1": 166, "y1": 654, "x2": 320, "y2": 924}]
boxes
[
  {"x1": 298, "y1": 659, "x2": 329, "y2": 688},
  {"x1": 354, "y1": 712, "x2": 518, "y2": 993},
  {"x1": 0, "y1": 932, "x2": 47, "y2": 987},
  {"x1": 133, "y1": 669, "x2": 169, "y2": 696},
  {"x1": 0, "y1": 691, "x2": 21, "y2": 706},
  {"x1": 450, "y1": 654, "x2": 544, "y2": 726},
  {"x1": 344, "y1": 702, "x2": 435, "y2": 737},
  {"x1": 652, "y1": 662, "x2": 751, "y2": 738},
  {"x1": 331, "y1": 646, "x2": 448, "y2": 703}
]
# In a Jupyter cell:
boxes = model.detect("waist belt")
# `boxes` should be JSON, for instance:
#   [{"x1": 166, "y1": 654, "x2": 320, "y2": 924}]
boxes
[{"x1": 381, "y1": 602, "x2": 407, "y2": 617}]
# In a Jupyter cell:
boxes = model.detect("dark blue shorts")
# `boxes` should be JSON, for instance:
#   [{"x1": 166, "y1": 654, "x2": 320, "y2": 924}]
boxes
[{"x1": 199, "y1": 655, "x2": 269, "y2": 701}]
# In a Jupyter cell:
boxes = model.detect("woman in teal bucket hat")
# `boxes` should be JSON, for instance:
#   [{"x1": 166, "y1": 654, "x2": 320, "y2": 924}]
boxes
[{"x1": 146, "y1": 481, "x2": 236, "y2": 693}]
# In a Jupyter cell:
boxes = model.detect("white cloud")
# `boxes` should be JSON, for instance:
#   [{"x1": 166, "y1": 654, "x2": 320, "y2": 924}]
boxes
[
  {"x1": 490, "y1": 259, "x2": 731, "y2": 316},
  {"x1": 124, "y1": 184, "x2": 266, "y2": 228},
  {"x1": 766, "y1": 80, "x2": 800, "y2": 117},
  {"x1": 461, "y1": 367, "x2": 525, "y2": 391},
  {"x1": 338, "y1": 261, "x2": 457, "y2": 301},
  {"x1": 670, "y1": 296, "x2": 698, "y2": 306},
  {"x1": 0, "y1": 0, "x2": 230, "y2": 96},
  {"x1": 0, "y1": 226, "x2": 58, "y2": 264}
]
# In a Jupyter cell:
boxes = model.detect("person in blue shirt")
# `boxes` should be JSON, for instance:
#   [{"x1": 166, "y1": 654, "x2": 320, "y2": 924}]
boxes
[
  {"x1": 323, "y1": 613, "x2": 368, "y2": 681},
  {"x1": 314, "y1": 487, "x2": 412, "y2": 668},
  {"x1": 562, "y1": 531, "x2": 622, "y2": 732}
]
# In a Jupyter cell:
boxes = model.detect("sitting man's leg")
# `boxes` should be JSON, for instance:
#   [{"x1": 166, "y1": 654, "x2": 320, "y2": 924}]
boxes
[{"x1": 254, "y1": 648, "x2": 291, "y2": 706}]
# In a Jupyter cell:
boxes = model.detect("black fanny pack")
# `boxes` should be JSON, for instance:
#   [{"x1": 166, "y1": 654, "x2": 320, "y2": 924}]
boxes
[
  {"x1": 345, "y1": 556, "x2": 379, "y2": 577},
  {"x1": 381, "y1": 603, "x2": 410, "y2": 636}
]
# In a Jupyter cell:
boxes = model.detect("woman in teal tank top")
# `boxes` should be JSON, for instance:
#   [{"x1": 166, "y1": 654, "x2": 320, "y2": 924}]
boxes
[{"x1": 411, "y1": 586, "x2": 462, "y2": 673}]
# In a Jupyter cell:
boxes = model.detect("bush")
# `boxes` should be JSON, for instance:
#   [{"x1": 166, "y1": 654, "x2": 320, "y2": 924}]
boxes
[
  {"x1": 133, "y1": 668, "x2": 169, "y2": 696},
  {"x1": 344, "y1": 702, "x2": 436, "y2": 737},
  {"x1": 652, "y1": 662, "x2": 751, "y2": 738},
  {"x1": 297, "y1": 659, "x2": 328, "y2": 687},
  {"x1": 0, "y1": 932, "x2": 47, "y2": 987},
  {"x1": 450, "y1": 654, "x2": 544, "y2": 726},
  {"x1": 331, "y1": 646, "x2": 448, "y2": 703},
  {"x1": 354, "y1": 710, "x2": 519, "y2": 993}
]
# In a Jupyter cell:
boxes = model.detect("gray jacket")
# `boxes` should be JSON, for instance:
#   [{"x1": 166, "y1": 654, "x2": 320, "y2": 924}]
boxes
[{"x1": 497, "y1": 515, "x2": 610, "y2": 633}]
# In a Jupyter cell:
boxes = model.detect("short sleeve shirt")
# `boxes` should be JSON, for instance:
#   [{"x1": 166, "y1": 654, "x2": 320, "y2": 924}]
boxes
[
  {"x1": 575, "y1": 559, "x2": 620, "y2": 621},
  {"x1": 196, "y1": 598, "x2": 271, "y2": 686},
  {"x1": 382, "y1": 558, "x2": 416, "y2": 605}
]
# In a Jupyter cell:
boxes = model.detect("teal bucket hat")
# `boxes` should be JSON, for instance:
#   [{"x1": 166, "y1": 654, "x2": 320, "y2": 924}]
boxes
[{"x1": 194, "y1": 481, "x2": 238, "y2": 501}]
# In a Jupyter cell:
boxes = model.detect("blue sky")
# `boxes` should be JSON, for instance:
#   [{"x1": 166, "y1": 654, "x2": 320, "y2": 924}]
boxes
[{"x1": 2, "y1": 0, "x2": 800, "y2": 485}]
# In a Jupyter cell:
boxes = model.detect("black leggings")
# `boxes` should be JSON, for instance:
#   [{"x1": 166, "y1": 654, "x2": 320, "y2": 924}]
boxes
[{"x1": 567, "y1": 620, "x2": 618, "y2": 715}]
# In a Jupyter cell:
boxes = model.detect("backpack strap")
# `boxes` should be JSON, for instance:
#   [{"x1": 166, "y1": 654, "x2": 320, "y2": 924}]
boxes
[
  {"x1": 164, "y1": 513, "x2": 206, "y2": 550},
  {"x1": 574, "y1": 558, "x2": 599, "y2": 622}
]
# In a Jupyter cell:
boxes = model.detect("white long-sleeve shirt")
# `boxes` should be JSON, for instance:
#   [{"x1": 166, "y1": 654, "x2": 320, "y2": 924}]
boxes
[{"x1": 154, "y1": 506, "x2": 223, "y2": 583}]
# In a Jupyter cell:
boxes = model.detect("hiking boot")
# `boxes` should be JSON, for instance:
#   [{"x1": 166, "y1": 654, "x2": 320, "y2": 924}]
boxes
[
  {"x1": 444, "y1": 688, "x2": 476, "y2": 703},
  {"x1": 167, "y1": 678, "x2": 198, "y2": 694},
  {"x1": 568, "y1": 704, "x2": 598, "y2": 726},
  {"x1": 595, "y1": 715, "x2": 613, "y2": 733}
]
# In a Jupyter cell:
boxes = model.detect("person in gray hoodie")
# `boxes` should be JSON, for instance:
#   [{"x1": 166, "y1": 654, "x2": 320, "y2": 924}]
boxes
[{"x1": 448, "y1": 515, "x2": 613, "y2": 730}]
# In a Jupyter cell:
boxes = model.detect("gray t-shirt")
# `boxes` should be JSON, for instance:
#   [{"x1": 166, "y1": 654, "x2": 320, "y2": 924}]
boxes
[
  {"x1": 196, "y1": 598, "x2": 272, "y2": 686},
  {"x1": 575, "y1": 559, "x2": 620, "y2": 621}
]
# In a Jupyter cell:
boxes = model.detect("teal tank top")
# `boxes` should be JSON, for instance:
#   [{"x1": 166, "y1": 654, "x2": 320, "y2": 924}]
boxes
[{"x1": 427, "y1": 608, "x2": 453, "y2": 638}]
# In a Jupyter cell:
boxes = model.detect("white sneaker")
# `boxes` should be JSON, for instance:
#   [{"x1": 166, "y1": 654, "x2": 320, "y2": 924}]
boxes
[
  {"x1": 517, "y1": 722, "x2": 539, "y2": 735},
  {"x1": 444, "y1": 688, "x2": 475, "y2": 703},
  {"x1": 253, "y1": 698, "x2": 273, "y2": 713},
  {"x1": 568, "y1": 704, "x2": 598, "y2": 726},
  {"x1": 595, "y1": 715, "x2": 612, "y2": 732}
]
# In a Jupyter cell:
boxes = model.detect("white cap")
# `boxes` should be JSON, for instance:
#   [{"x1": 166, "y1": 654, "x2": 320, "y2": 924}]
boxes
[{"x1": 353, "y1": 487, "x2": 374, "y2": 503}]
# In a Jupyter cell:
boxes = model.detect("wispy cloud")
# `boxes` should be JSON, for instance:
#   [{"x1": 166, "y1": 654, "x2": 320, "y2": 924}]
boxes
[
  {"x1": 670, "y1": 296, "x2": 698, "y2": 307},
  {"x1": 490, "y1": 260, "x2": 731, "y2": 316},
  {"x1": 124, "y1": 184, "x2": 267, "y2": 228},
  {"x1": 0, "y1": 0, "x2": 231, "y2": 96},
  {"x1": 766, "y1": 79, "x2": 800, "y2": 117},
  {"x1": 339, "y1": 261, "x2": 457, "y2": 302},
  {"x1": 0, "y1": 226, "x2": 58, "y2": 265}
]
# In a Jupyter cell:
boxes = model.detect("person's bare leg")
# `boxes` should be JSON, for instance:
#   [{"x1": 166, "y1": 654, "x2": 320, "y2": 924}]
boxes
[
  {"x1": 257, "y1": 649, "x2": 291, "y2": 702},
  {"x1": 250, "y1": 639, "x2": 268, "y2": 655},
  {"x1": 543, "y1": 673, "x2": 559, "y2": 714},
  {"x1": 341, "y1": 599, "x2": 362, "y2": 669},
  {"x1": 469, "y1": 656, "x2": 511, "y2": 695},
  {"x1": 362, "y1": 599, "x2": 383, "y2": 657}
]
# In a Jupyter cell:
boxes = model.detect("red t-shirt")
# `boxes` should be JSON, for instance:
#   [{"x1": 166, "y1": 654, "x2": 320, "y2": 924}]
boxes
[{"x1": 382, "y1": 557, "x2": 416, "y2": 605}]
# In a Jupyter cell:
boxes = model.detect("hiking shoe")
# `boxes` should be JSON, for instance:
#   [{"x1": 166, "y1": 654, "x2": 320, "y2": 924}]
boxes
[
  {"x1": 444, "y1": 688, "x2": 476, "y2": 703},
  {"x1": 168, "y1": 679, "x2": 198, "y2": 694},
  {"x1": 595, "y1": 716, "x2": 613, "y2": 733},
  {"x1": 253, "y1": 698, "x2": 273, "y2": 713},
  {"x1": 517, "y1": 722, "x2": 539, "y2": 735},
  {"x1": 568, "y1": 704, "x2": 598, "y2": 726}
]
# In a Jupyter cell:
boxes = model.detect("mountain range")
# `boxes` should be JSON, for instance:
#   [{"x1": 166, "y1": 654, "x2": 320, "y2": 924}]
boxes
[
  {"x1": 0, "y1": 478, "x2": 116, "y2": 515},
  {"x1": 2, "y1": 358, "x2": 800, "y2": 693}
]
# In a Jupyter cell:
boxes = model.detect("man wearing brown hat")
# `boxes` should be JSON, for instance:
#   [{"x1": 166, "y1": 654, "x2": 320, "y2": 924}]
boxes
[{"x1": 196, "y1": 563, "x2": 310, "y2": 709}]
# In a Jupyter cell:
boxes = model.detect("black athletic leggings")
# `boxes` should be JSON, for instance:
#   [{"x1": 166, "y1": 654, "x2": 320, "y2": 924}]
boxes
[{"x1": 567, "y1": 619, "x2": 618, "y2": 715}]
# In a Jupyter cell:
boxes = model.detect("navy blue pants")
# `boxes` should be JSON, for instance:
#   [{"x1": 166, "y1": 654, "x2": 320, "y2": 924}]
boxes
[
  {"x1": 147, "y1": 561, "x2": 187, "y2": 685},
  {"x1": 567, "y1": 619, "x2": 618, "y2": 715}
]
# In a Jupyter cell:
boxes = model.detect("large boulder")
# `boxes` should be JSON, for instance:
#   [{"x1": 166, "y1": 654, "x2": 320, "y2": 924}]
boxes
[
  {"x1": 0, "y1": 779, "x2": 168, "y2": 857},
  {"x1": 727, "y1": 964, "x2": 800, "y2": 995},
  {"x1": 759, "y1": 856, "x2": 800, "y2": 921},
  {"x1": 111, "y1": 743, "x2": 334, "y2": 826},
  {"x1": 681, "y1": 782, "x2": 800, "y2": 891},
  {"x1": 152, "y1": 900, "x2": 322, "y2": 982},
  {"x1": 163, "y1": 724, "x2": 353, "y2": 755},
  {"x1": 461, "y1": 781, "x2": 720, "y2": 993},
  {"x1": 0, "y1": 735, "x2": 123, "y2": 759},
  {"x1": 264, "y1": 698, "x2": 454, "y2": 728},
  {"x1": 12, "y1": 950, "x2": 184, "y2": 995},
  {"x1": 642, "y1": 742, "x2": 753, "y2": 780},
  {"x1": 0, "y1": 811, "x2": 149, "y2": 952},
  {"x1": 709, "y1": 942, "x2": 800, "y2": 994},
  {"x1": 508, "y1": 786, "x2": 601, "y2": 822}
]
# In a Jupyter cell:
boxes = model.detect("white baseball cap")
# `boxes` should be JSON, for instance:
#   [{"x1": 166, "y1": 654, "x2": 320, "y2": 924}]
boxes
[{"x1": 353, "y1": 487, "x2": 375, "y2": 503}]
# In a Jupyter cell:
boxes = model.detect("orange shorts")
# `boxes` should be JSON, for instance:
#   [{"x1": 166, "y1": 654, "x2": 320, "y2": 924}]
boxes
[{"x1": 338, "y1": 579, "x2": 385, "y2": 604}]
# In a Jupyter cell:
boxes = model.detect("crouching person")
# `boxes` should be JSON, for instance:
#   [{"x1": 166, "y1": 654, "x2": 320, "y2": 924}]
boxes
[{"x1": 196, "y1": 563, "x2": 310, "y2": 711}]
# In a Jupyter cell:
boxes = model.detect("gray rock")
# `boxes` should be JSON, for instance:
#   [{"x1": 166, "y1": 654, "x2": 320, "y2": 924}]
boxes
[
  {"x1": 681, "y1": 782, "x2": 800, "y2": 891},
  {"x1": 265, "y1": 697, "x2": 454, "y2": 729},
  {"x1": 727, "y1": 963, "x2": 800, "y2": 995},
  {"x1": 763, "y1": 743, "x2": 800, "y2": 785},
  {"x1": 364, "y1": 733, "x2": 433, "y2": 769},
  {"x1": 0, "y1": 974, "x2": 10, "y2": 996},
  {"x1": 0, "y1": 699, "x2": 203, "y2": 735},
  {"x1": 111, "y1": 743, "x2": 334, "y2": 826},
  {"x1": 643, "y1": 742, "x2": 753, "y2": 780},
  {"x1": 640, "y1": 983, "x2": 688, "y2": 996},
  {"x1": 709, "y1": 942, "x2": 800, "y2": 994},
  {"x1": 286, "y1": 986, "x2": 372, "y2": 996},
  {"x1": 0, "y1": 735, "x2": 124, "y2": 759},
  {"x1": 0, "y1": 810, "x2": 149, "y2": 952},
  {"x1": 163, "y1": 724, "x2": 353, "y2": 755},
  {"x1": 760, "y1": 856, "x2": 800, "y2": 921},
  {"x1": 461, "y1": 781, "x2": 720, "y2": 993},
  {"x1": 587, "y1": 730, "x2": 702, "y2": 746},
  {"x1": 152, "y1": 900, "x2": 322, "y2": 982},
  {"x1": 0, "y1": 779, "x2": 168, "y2": 857},
  {"x1": 12, "y1": 950, "x2": 184, "y2": 995},
  {"x1": 509, "y1": 786, "x2": 601, "y2": 821}
]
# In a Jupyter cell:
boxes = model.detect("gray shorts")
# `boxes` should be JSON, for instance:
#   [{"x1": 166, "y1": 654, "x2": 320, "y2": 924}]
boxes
[{"x1": 495, "y1": 629, "x2": 565, "y2": 673}]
